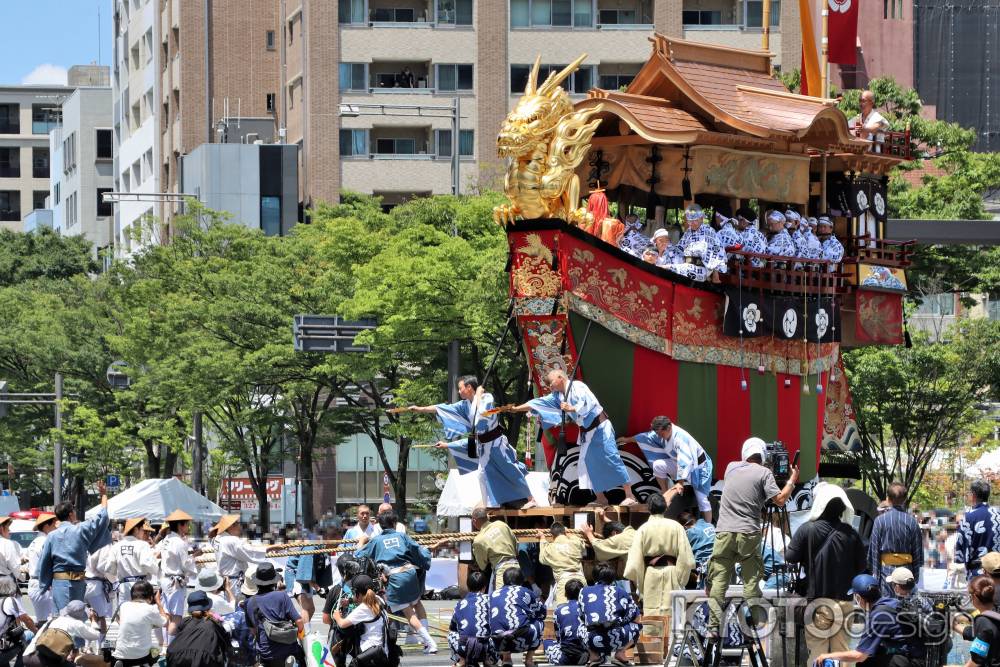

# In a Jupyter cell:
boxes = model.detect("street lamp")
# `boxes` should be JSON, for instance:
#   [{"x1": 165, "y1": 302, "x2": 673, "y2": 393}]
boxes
[{"x1": 362, "y1": 456, "x2": 374, "y2": 506}]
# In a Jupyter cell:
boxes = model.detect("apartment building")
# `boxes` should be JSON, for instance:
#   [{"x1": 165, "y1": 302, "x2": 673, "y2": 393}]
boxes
[
  {"x1": 112, "y1": 0, "x2": 279, "y2": 254},
  {"x1": 0, "y1": 84, "x2": 71, "y2": 232},
  {"x1": 49, "y1": 87, "x2": 115, "y2": 255},
  {"x1": 279, "y1": 0, "x2": 800, "y2": 207}
]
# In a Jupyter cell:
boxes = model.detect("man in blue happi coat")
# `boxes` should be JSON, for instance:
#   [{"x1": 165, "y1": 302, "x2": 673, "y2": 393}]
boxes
[
  {"x1": 411, "y1": 375, "x2": 536, "y2": 509},
  {"x1": 489, "y1": 567, "x2": 546, "y2": 666},
  {"x1": 817, "y1": 215, "x2": 844, "y2": 268},
  {"x1": 544, "y1": 579, "x2": 588, "y2": 666},
  {"x1": 956, "y1": 479, "x2": 1000, "y2": 580},
  {"x1": 664, "y1": 204, "x2": 728, "y2": 282},
  {"x1": 618, "y1": 415, "x2": 714, "y2": 521},
  {"x1": 679, "y1": 511, "x2": 715, "y2": 587},
  {"x1": 764, "y1": 210, "x2": 797, "y2": 261},
  {"x1": 714, "y1": 210, "x2": 741, "y2": 253},
  {"x1": 512, "y1": 368, "x2": 637, "y2": 507},
  {"x1": 355, "y1": 508, "x2": 438, "y2": 654},
  {"x1": 579, "y1": 563, "x2": 642, "y2": 665},
  {"x1": 867, "y1": 482, "x2": 922, "y2": 597},
  {"x1": 449, "y1": 570, "x2": 498, "y2": 667},
  {"x1": 37, "y1": 480, "x2": 112, "y2": 612},
  {"x1": 735, "y1": 207, "x2": 767, "y2": 266}
]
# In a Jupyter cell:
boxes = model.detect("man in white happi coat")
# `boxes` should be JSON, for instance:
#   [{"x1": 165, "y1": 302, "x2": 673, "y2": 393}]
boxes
[
  {"x1": 156, "y1": 509, "x2": 198, "y2": 643},
  {"x1": 115, "y1": 517, "x2": 159, "y2": 607},
  {"x1": 213, "y1": 514, "x2": 269, "y2": 599},
  {"x1": 26, "y1": 513, "x2": 58, "y2": 624},
  {"x1": 84, "y1": 538, "x2": 117, "y2": 639},
  {"x1": 715, "y1": 211, "x2": 742, "y2": 254},
  {"x1": 735, "y1": 208, "x2": 767, "y2": 266},
  {"x1": 665, "y1": 204, "x2": 728, "y2": 282},
  {"x1": 764, "y1": 210, "x2": 797, "y2": 260},
  {"x1": 0, "y1": 517, "x2": 22, "y2": 604},
  {"x1": 817, "y1": 216, "x2": 844, "y2": 269}
]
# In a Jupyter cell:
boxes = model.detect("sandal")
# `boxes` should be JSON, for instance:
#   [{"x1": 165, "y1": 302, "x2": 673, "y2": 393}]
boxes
[
  {"x1": 521, "y1": 499, "x2": 538, "y2": 509},
  {"x1": 619, "y1": 497, "x2": 638, "y2": 507}
]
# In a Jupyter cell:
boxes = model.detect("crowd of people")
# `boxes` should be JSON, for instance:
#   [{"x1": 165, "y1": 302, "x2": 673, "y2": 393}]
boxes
[{"x1": 614, "y1": 203, "x2": 845, "y2": 282}]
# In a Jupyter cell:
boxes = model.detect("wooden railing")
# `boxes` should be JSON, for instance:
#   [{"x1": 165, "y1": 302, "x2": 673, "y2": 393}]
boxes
[
  {"x1": 721, "y1": 249, "x2": 848, "y2": 295},
  {"x1": 848, "y1": 236, "x2": 915, "y2": 268},
  {"x1": 853, "y1": 125, "x2": 912, "y2": 160}
]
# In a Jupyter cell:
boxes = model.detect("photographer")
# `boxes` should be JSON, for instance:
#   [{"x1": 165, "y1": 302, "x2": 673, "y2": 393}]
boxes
[
  {"x1": 705, "y1": 437, "x2": 798, "y2": 640},
  {"x1": 331, "y1": 575, "x2": 397, "y2": 667},
  {"x1": 785, "y1": 482, "x2": 867, "y2": 667},
  {"x1": 815, "y1": 573, "x2": 924, "y2": 667},
  {"x1": 954, "y1": 575, "x2": 1000, "y2": 666}
]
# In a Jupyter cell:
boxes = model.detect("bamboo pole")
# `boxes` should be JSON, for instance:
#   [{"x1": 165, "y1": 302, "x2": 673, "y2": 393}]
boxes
[{"x1": 762, "y1": 0, "x2": 771, "y2": 51}]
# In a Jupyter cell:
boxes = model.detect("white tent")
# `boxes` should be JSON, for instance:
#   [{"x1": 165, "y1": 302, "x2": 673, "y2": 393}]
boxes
[
  {"x1": 968, "y1": 449, "x2": 1000, "y2": 479},
  {"x1": 85, "y1": 478, "x2": 224, "y2": 523},
  {"x1": 435, "y1": 469, "x2": 550, "y2": 516}
]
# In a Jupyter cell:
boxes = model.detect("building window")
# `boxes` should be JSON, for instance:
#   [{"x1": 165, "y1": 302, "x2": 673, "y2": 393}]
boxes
[
  {"x1": 288, "y1": 19, "x2": 295, "y2": 44},
  {"x1": 0, "y1": 147, "x2": 20, "y2": 178},
  {"x1": 33, "y1": 191, "x2": 47, "y2": 211},
  {"x1": 54, "y1": 182, "x2": 60, "y2": 205},
  {"x1": 63, "y1": 132, "x2": 76, "y2": 172},
  {"x1": 682, "y1": 10, "x2": 723, "y2": 25},
  {"x1": 0, "y1": 191, "x2": 19, "y2": 221},
  {"x1": 437, "y1": 0, "x2": 473, "y2": 25},
  {"x1": 598, "y1": 2, "x2": 654, "y2": 25},
  {"x1": 96, "y1": 129, "x2": 113, "y2": 160},
  {"x1": 339, "y1": 129, "x2": 369, "y2": 157},
  {"x1": 435, "y1": 64, "x2": 473, "y2": 92},
  {"x1": 511, "y1": 0, "x2": 595, "y2": 27},
  {"x1": 510, "y1": 64, "x2": 594, "y2": 93},
  {"x1": 339, "y1": 63, "x2": 369, "y2": 92},
  {"x1": 66, "y1": 192, "x2": 77, "y2": 226},
  {"x1": 97, "y1": 188, "x2": 114, "y2": 217},
  {"x1": 261, "y1": 196, "x2": 281, "y2": 236},
  {"x1": 374, "y1": 137, "x2": 417, "y2": 155},
  {"x1": 599, "y1": 66, "x2": 639, "y2": 90},
  {"x1": 744, "y1": 0, "x2": 780, "y2": 27},
  {"x1": 32, "y1": 104, "x2": 61, "y2": 135},
  {"x1": 338, "y1": 0, "x2": 365, "y2": 24},
  {"x1": 913, "y1": 293, "x2": 955, "y2": 316},
  {"x1": 435, "y1": 129, "x2": 474, "y2": 157},
  {"x1": 987, "y1": 294, "x2": 1000, "y2": 321},
  {"x1": 266, "y1": 30, "x2": 276, "y2": 50},
  {"x1": 372, "y1": 7, "x2": 415, "y2": 22},
  {"x1": 33, "y1": 147, "x2": 50, "y2": 179},
  {"x1": 266, "y1": 93, "x2": 276, "y2": 113},
  {"x1": 0, "y1": 104, "x2": 18, "y2": 134}
]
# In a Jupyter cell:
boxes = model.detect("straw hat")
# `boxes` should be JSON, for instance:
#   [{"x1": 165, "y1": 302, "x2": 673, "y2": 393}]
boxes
[
  {"x1": 0, "y1": 517, "x2": 11, "y2": 528},
  {"x1": 165, "y1": 509, "x2": 193, "y2": 523},
  {"x1": 33, "y1": 513, "x2": 57, "y2": 530},
  {"x1": 123, "y1": 517, "x2": 153, "y2": 535},
  {"x1": 213, "y1": 514, "x2": 241, "y2": 535}
]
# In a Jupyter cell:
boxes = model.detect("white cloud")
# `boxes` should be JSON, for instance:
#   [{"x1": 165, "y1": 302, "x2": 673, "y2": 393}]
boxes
[{"x1": 20, "y1": 64, "x2": 68, "y2": 86}]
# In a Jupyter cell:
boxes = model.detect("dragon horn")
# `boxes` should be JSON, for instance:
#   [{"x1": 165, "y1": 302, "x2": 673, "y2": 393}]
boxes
[
  {"x1": 538, "y1": 53, "x2": 588, "y2": 96},
  {"x1": 525, "y1": 55, "x2": 542, "y2": 95}
]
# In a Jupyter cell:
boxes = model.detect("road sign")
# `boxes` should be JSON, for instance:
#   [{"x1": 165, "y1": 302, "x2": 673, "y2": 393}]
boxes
[
  {"x1": 106, "y1": 474, "x2": 120, "y2": 488},
  {"x1": 383, "y1": 473, "x2": 390, "y2": 486},
  {"x1": 383, "y1": 492, "x2": 390, "y2": 503},
  {"x1": 106, "y1": 361, "x2": 131, "y2": 390},
  {"x1": 293, "y1": 315, "x2": 377, "y2": 353}
]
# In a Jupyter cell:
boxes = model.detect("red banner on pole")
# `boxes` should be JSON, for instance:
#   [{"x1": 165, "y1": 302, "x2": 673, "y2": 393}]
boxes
[{"x1": 827, "y1": 0, "x2": 860, "y2": 65}]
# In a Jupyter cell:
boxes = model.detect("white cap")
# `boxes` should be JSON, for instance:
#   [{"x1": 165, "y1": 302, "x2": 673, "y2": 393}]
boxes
[
  {"x1": 742, "y1": 437, "x2": 767, "y2": 461},
  {"x1": 651, "y1": 228, "x2": 670, "y2": 241},
  {"x1": 887, "y1": 567, "x2": 915, "y2": 586}
]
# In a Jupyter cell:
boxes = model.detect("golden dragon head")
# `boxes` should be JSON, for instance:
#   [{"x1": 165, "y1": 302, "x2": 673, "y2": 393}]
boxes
[{"x1": 496, "y1": 55, "x2": 588, "y2": 159}]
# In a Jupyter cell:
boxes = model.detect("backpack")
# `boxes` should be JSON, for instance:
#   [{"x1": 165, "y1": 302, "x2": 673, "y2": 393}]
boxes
[{"x1": 35, "y1": 624, "x2": 74, "y2": 661}]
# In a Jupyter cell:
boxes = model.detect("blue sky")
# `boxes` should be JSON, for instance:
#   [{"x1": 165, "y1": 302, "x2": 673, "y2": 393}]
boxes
[{"x1": 0, "y1": 0, "x2": 113, "y2": 86}]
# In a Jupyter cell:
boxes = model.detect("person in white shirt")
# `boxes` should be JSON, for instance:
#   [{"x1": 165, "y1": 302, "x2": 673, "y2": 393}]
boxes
[
  {"x1": 26, "y1": 513, "x2": 58, "y2": 625},
  {"x1": 22, "y1": 600, "x2": 103, "y2": 667},
  {"x1": 0, "y1": 590, "x2": 37, "y2": 665},
  {"x1": 0, "y1": 517, "x2": 23, "y2": 598},
  {"x1": 343, "y1": 505, "x2": 382, "y2": 542},
  {"x1": 115, "y1": 518, "x2": 159, "y2": 608},
  {"x1": 193, "y1": 568, "x2": 235, "y2": 616},
  {"x1": 84, "y1": 541, "x2": 117, "y2": 639},
  {"x1": 849, "y1": 90, "x2": 891, "y2": 148},
  {"x1": 113, "y1": 580, "x2": 168, "y2": 667},
  {"x1": 331, "y1": 574, "x2": 388, "y2": 662},
  {"x1": 378, "y1": 503, "x2": 407, "y2": 534},
  {"x1": 155, "y1": 509, "x2": 198, "y2": 642},
  {"x1": 212, "y1": 514, "x2": 268, "y2": 599}
]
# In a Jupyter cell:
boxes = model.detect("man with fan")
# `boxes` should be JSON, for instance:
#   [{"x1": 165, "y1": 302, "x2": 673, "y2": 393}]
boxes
[{"x1": 406, "y1": 375, "x2": 536, "y2": 509}]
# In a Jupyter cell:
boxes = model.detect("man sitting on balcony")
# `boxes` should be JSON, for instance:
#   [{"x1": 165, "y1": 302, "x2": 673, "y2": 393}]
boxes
[
  {"x1": 618, "y1": 213, "x2": 649, "y2": 257},
  {"x1": 764, "y1": 210, "x2": 797, "y2": 262},
  {"x1": 735, "y1": 208, "x2": 767, "y2": 267},
  {"x1": 664, "y1": 204, "x2": 727, "y2": 282},
  {"x1": 651, "y1": 229, "x2": 681, "y2": 267},
  {"x1": 817, "y1": 216, "x2": 844, "y2": 268},
  {"x1": 849, "y1": 91, "x2": 891, "y2": 148},
  {"x1": 786, "y1": 209, "x2": 821, "y2": 261},
  {"x1": 714, "y1": 208, "x2": 741, "y2": 255}
]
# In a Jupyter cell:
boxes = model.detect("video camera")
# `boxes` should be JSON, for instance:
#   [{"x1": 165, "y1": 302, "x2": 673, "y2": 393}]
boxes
[{"x1": 764, "y1": 440, "x2": 791, "y2": 486}]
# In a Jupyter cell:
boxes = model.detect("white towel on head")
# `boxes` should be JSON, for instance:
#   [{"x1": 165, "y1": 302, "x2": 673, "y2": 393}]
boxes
[{"x1": 808, "y1": 481, "x2": 855, "y2": 525}]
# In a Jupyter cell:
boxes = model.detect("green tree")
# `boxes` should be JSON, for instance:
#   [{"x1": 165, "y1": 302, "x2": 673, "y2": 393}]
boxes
[{"x1": 0, "y1": 228, "x2": 96, "y2": 287}]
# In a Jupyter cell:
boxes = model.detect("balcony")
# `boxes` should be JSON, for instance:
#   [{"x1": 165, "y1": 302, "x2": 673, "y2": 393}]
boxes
[
  {"x1": 32, "y1": 105, "x2": 61, "y2": 135},
  {"x1": 339, "y1": 0, "x2": 472, "y2": 27},
  {"x1": 681, "y1": 0, "x2": 780, "y2": 30},
  {"x1": 370, "y1": 61, "x2": 431, "y2": 92},
  {"x1": 510, "y1": 0, "x2": 653, "y2": 29}
]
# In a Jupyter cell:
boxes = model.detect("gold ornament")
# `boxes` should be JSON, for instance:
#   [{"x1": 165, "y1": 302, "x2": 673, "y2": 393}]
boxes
[{"x1": 493, "y1": 54, "x2": 604, "y2": 227}]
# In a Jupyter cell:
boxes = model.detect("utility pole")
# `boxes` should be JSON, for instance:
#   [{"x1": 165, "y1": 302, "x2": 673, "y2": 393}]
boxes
[
  {"x1": 54, "y1": 373, "x2": 63, "y2": 505},
  {"x1": 192, "y1": 411, "x2": 204, "y2": 496}
]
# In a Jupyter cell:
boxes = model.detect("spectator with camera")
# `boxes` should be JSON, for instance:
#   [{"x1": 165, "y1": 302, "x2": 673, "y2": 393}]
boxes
[
  {"x1": 704, "y1": 437, "x2": 798, "y2": 640},
  {"x1": 815, "y1": 573, "x2": 925, "y2": 667},
  {"x1": 330, "y1": 574, "x2": 399, "y2": 667},
  {"x1": 784, "y1": 482, "x2": 867, "y2": 667},
  {"x1": 869, "y1": 483, "x2": 923, "y2": 597}
]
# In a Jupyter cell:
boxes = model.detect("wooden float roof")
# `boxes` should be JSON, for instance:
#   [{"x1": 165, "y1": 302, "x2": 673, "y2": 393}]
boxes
[{"x1": 577, "y1": 34, "x2": 887, "y2": 158}]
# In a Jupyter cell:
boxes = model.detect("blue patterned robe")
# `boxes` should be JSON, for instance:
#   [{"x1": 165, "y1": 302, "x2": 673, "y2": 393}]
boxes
[
  {"x1": 666, "y1": 225, "x2": 728, "y2": 281},
  {"x1": 821, "y1": 235, "x2": 845, "y2": 266},
  {"x1": 739, "y1": 226, "x2": 768, "y2": 267},
  {"x1": 449, "y1": 592, "x2": 497, "y2": 664},
  {"x1": 686, "y1": 519, "x2": 716, "y2": 569},
  {"x1": 633, "y1": 425, "x2": 712, "y2": 497},
  {"x1": 618, "y1": 222, "x2": 649, "y2": 257},
  {"x1": 716, "y1": 221, "x2": 742, "y2": 254},
  {"x1": 956, "y1": 503, "x2": 1000, "y2": 580},
  {"x1": 544, "y1": 600, "x2": 588, "y2": 665},
  {"x1": 796, "y1": 227, "x2": 823, "y2": 260},
  {"x1": 765, "y1": 229, "x2": 797, "y2": 258},
  {"x1": 527, "y1": 382, "x2": 629, "y2": 493},
  {"x1": 354, "y1": 528, "x2": 431, "y2": 611},
  {"x1": 436, "y1": 393, "x2": 532, "y2": 506},
  {"x1": 489, "y1": 585, "x2": 545, "y2": 652},
  {"x1": 578, "y1": 584, "x2": 642, "y2": 654}
]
